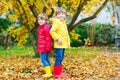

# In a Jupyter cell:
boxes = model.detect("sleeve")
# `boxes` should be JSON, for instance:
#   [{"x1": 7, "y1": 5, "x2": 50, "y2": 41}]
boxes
[
  {"x1": 44, "y1": 25, "x2": 52, "y2": 52},
  {"x1": 50, "y1": 20, "x2": 59, "y2": 41}
]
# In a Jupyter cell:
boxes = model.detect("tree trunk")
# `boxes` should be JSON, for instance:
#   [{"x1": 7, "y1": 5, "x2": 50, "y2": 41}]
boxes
[
  {"x1": 0, "y1": 34, "x2": 5, "y2": 46},
  {"x1": 68, "y1": 0, "x2": 108, "y2": 32},
  {"x1": 18, "y1": 0, "x2": 38, "y2": 54},
  {"x1": 3, "y1": 33, "x2": 9, "y2": 49}
]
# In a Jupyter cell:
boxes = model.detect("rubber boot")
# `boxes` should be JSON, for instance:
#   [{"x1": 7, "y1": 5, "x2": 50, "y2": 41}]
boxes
[
  {"x1": 42, "y1": 66, "x2": 52, "y2": 78},
  {"x1": 54, "y1": 65, "x2": 68, "y2": 78}
]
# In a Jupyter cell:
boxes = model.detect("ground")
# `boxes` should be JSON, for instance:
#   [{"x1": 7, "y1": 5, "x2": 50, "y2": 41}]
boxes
[{"x1": 0, "y1": 49, "x2": 120, "y2": 80}]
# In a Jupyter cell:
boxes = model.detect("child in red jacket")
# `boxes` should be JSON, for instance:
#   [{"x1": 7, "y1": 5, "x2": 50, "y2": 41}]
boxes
[{"x1": 37, "y1": 13, "x2": 52, "y2": 78}]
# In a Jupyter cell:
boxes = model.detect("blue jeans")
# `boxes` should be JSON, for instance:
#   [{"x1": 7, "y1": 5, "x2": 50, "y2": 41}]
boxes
[
  {"x1": 55, "y1": 48, "x2": 65, "y2": 66},
  {"x1": 40, "y1": 53, "x2": 51, "y2": 67}
]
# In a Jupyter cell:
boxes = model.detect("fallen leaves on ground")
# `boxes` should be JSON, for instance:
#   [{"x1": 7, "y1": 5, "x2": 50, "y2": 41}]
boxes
[{"x1": 0, "y1": 53, "x2": 120, "y2": 80}]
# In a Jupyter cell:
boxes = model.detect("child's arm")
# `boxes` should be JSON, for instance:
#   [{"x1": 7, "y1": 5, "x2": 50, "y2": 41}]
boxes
[{"x1": 50, "y1": 20, "x2": 59, "y2": 41}]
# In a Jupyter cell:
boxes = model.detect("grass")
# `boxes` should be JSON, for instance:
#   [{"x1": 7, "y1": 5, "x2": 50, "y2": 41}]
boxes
[
  {"x1": 65, "y1": 47, "x2": 102, "y2": 54},
  {"x1": 65, "y1": 47, "x2": 102, "y2": 61},
  {"x1": 0, "y1": 46, "x2": 102, "y2": 61},
  {"x1": 0, "y1": 46, "x2": 34, "y2": 57}
]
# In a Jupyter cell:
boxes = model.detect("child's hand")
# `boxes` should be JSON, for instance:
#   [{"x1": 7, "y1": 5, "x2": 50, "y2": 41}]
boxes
[{"x1": 57, "y1": 39, "x2": 62, "y2": 45}]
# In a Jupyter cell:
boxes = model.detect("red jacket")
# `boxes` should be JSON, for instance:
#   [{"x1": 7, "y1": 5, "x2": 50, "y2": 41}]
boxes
[{"x1": 37, "y1": 23, "x2": 52, "y2": 53}]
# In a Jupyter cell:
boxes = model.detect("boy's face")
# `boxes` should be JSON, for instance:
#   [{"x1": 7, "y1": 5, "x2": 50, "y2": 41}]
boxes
[
  {"x1": 56, "y1": 12, "x2": 66, "y2": 20},
  {"x1": 38, "y1": 17, "x2": 46, "y2": 25}
]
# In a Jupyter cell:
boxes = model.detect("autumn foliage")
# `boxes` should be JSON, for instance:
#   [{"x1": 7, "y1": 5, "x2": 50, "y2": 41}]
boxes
[
  {"x1": 0, "y1": 52, "x2": 120, "y2": 80},
  {"x1": 0, "y1": 0, "x2": 108, "y2": 50}
]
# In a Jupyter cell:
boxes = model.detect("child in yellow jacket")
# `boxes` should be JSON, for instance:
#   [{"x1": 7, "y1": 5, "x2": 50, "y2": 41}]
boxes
[{"x1": 50, "y1": 7, "x2": 70, "y2": 78}]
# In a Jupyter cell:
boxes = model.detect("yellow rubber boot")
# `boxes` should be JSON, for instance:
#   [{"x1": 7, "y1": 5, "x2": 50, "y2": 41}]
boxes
[{"x1": 42, "y1": 66, "x2": 52, "y2": 78}]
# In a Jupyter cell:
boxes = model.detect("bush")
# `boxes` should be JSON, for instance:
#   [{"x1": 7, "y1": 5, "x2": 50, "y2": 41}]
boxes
[
  {"x1": 69, "y1": 23, "x2": 115, "y2": 47},
  {"x1": 95, "y1": 23, "x2": 114, "y2": 45},
  {"x1": 70, "y1": 23, "x2": 89, "y2": 47},
  {"x1": 0, "y1": 18, "x2": 12, "y2": 33}
]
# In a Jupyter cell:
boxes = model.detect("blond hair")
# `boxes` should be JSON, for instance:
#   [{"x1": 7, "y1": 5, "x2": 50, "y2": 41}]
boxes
[
  {"x1": 56, "y1": 7, "x2": 66, "y2": 15},
  {"x1": 38, "y1": 13, "x2": 48, "y2": 21}
]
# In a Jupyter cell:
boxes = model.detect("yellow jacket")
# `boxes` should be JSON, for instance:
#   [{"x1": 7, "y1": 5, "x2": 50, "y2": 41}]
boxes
[{"x1": 50, "y1": 18, "x2": 70, "y2": 48}]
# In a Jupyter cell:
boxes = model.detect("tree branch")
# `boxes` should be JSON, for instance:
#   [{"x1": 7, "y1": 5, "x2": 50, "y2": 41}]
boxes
[
  {"x1": 58, "y1": 0, "x2": 62, "y2": 7},
  {"x1": 68, "y1": 0, "x2": 108, "y2": 32},
  {"x1": 48, "y1": 7, "x2": 54, "y2": 18},
  {"x1": 17, "y1": 0, "x2": 37, "y2": 54},
  {"x1": 29, "y1": 4, "x2": 38, "y2": 18},
  {"x1": 68, "y1": 0, "x2": 88, "y2": 28}
]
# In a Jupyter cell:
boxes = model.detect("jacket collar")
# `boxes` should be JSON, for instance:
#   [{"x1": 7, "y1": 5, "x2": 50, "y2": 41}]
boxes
[{"x1": 41, "y1": 22, "x2": 48, "y2": 26}]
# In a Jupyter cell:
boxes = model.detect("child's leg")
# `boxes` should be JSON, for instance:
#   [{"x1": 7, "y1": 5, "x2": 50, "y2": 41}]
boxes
[
  {"x1": 40, "y1": 53, "x2": 50, "y2": 66},
  {"x1": 54, "y1": 48, "x2": 67, "y2": 78},
  {"x1": 61, "y1": 49, "x2": 65, "y2": 62},
  {"x1": 40, "y1": 53, "x2": 52, "y2": 77},
  {"x1": 46, "y1": 54, "x2": 51, "y2": 66},
  {"x1": 54, "y1": 48, "x2": 64, "y2": 66}
]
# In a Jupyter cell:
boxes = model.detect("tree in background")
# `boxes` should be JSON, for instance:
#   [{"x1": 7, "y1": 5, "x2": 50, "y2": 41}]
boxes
[
  {"x1": 0, "y1": 18, "x2": 13, "y2": 49},
  {"x1": 0, "y1": 0, "x2": 108, "y2": 54},
  {"x1": 111, "y1": 0, "x2": 120, "y2": 24},
  {"x1": 0, "y1": 18, "x2": 12, "y2": 33}
]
